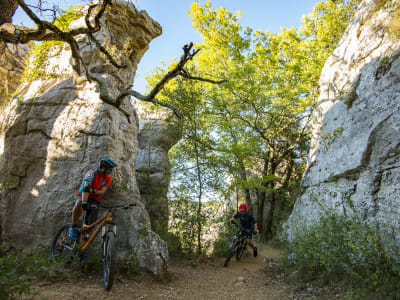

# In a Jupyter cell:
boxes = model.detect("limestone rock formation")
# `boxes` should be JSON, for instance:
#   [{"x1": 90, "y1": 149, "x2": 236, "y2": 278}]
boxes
[
  {"x1": 0, "y1": 41, "x2": 30, "y2": 102},
  {"x1": 0, "y1": 0, "x2": 168, "y2": 275},
  {"x1": 135, "y1": 105, "x2": 181, "y2": 233},
  {"x1": 286, "y1": 0, "x2": 400, "y2": 237}
]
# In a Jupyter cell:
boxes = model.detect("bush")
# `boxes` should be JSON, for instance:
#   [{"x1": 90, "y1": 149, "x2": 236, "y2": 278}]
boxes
[
  {"x1": 0, "y1": 243, "x2": 67, "y2": 299},
  {"x1": 212, "y1": 210, "x2": 237, "y2": 257},
  {"x1": 284, "y1": 213, "x2": 400, "y2": 298}
]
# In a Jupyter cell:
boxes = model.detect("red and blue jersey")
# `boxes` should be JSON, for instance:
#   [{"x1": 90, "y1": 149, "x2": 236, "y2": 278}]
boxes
[{"x1": 76, "y1": 168, "x2": 112, "y2": 202}]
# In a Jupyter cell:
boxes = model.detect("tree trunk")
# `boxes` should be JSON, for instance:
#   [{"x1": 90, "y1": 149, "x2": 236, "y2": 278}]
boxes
[
  {"x1": 195, "y1": 143, "x2": 202, "y2": 256},
  {"x1": 0, "y1": 0, "x2": 18, "y2": 26},
  {"x1": 264, "y1": 185, "x2": 276, "y2": 240},
  {"x1": 238, "y1": 161, "x2": 251, "y2": 208}
]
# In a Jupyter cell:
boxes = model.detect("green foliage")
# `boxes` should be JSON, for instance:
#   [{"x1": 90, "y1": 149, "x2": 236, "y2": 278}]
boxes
[
  {"x1": 168, "y1": 198, "x2": 223, "y2": 256},
  {"x1": 371, "y1": 0, "x2": 388, "y2": 14},
  {"x1": 212, "y1": 209, "x2": 237, "y2": 257},
  {"x1": 0, "y1": 243, "x2": 68, "y2": 299},
  {"x1": 318, "y1": 126, "x2": 344, "y2": 153},
  {"x1": 389, "y1": 4, "x2": 400, "y2": 38},
  {"x1": 117, "y1": 250, "x2": 141, "y2": 278},
  {"x1": 146, "y1": 0, "x2": 361, "y2": 242},
  {"x1": 20, "y1": 6, "x2": 84, "y2": 87},
  {"x1": 284, "y1": 213, "x2": 400, "y2": 298}
]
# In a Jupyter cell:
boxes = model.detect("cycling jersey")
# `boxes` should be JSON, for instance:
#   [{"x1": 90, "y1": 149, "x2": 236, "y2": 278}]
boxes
[
  {"x1": 75, "y1": 168, "x2": 112, "y2": 202},
  {"x1": 233, "y1": 211, "x2": 256, "y2": 232}
]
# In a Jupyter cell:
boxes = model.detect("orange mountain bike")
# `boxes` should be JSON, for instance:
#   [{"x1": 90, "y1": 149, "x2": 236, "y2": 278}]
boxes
[{"x1": 50, "y1": 202, "x2": 136, "y2": 290}]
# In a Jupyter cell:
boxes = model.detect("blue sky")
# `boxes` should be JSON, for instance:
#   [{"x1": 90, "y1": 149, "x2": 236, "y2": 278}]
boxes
[{"x1": 13, "y1": 0, "x2": 321, "y2": 92}]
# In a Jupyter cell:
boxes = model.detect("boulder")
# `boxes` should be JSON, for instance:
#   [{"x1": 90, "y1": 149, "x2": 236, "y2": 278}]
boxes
[
  {"x1": 0, "y1": 0, "x2": 168, "y2": 276},
  {"x1": 286, "y1": 0, "x2": 400, "y2": 237},
  {"x1": 135, "y1": 104, "x2": 182, "y2": 233}
]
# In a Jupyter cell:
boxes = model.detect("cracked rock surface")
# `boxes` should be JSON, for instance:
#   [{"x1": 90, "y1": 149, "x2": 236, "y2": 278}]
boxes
[
  {"x1": 0, "y1": 0, "x2": 168, "y2": 276},
  {"x1": 286, "y1": 0, "x2": 400, "y2": 235}
]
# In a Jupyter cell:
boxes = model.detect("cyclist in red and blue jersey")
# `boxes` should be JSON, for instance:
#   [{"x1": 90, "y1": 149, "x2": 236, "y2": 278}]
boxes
[
  {"x1": 69, "y1": 158, "x2": 118, "y2": 240},
  {"x1": 231, "y1": 203, "x2": 258, "y2": 257}
]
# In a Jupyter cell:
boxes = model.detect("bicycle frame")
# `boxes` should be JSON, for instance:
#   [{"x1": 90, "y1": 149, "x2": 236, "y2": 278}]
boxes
[{"x1": 80, "y1": 210, "x2": 113, "y2": 253}]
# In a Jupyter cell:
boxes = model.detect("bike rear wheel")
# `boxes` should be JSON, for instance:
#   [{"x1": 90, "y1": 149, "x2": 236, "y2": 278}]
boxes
[
  {"x1": 102, "y1": 231, "x2": 116, "y2": 290},
  {"x1": 50, "y1": 223, "x2": 76, "y2": 265}
]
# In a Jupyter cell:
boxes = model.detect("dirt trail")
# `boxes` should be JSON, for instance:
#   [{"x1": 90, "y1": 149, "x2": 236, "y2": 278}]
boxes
[{"x1": 28, "y1": 244, "x2": 316, "y2": 300}]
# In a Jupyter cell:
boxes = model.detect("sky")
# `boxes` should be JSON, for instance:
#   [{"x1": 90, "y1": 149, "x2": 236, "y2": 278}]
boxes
[{"x1": 13, "y1": 0, "x2": 321, "y2": 92}]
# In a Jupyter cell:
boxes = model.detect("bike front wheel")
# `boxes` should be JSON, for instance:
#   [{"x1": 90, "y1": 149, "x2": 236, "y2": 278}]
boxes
[
  {"x1": 50, "y1": 223, "x2": 76, "y2": 265},
  {"x1": 224, "y1": 242, "x2": 237, "y2": 267},
  {"x1": 102, "y1": 231, "x2": 116, "y2": 290},
  {"x1": 236, "y1": 241, "x2": 246, "y2": 261}
]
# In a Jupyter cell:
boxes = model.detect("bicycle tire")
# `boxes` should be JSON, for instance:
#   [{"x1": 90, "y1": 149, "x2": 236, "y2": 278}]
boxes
[
  {"x1": 224, "y1": 242, "x2": 237, "y2": 267},
  {"x1": 50, "y1": 223, "x2": 76, "y2": 265},
  {"x1": 102, "y1": 230, "x2": 116, "y2": 290},
  {"x1": 236, "y1": 240, "x2": 246, "y2": 261}
]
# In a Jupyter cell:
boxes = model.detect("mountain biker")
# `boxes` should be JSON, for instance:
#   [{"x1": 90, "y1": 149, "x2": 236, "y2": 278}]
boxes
[
  {"x1": 69, "y1": 158, "x2": 118, "y2": 240},
  {"x1": 231, "y1": 203, "x2": 258, "y2": 257}
]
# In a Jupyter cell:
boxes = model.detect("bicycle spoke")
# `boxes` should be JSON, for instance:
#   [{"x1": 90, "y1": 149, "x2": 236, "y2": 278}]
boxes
[{"x1": 50, "y1": 223, "x2": 77, "y2": 265}]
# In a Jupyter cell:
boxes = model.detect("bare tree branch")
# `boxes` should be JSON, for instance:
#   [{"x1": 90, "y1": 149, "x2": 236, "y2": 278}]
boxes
[
  {"x1": 179, "y1": 68, "x2": 227, "y2": 84},
  {"x1": 1, "y1": 2, "x2": 226, "y2": 119},
  {"x1": 113, "y1": 43, "x2": 227, "y2": 120}
]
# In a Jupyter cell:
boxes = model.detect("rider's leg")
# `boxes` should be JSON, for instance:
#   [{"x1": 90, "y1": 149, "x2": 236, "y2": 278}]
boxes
[
  {"x1": 247, "y1": 238, "x2": 258, "y2": 257},
  {"x1": 72, "y1": 198, "x2": 83, "y2": 225},
  {"x1": 70, "y1": 197, "x2": 83, "y2": 240},
  {"x1": 247, "y1": 238, "x2": 256, "y2": 250}
]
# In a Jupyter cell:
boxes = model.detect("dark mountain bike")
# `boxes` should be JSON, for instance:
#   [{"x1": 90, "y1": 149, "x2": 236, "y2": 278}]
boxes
[
  {"x1": 50, "y1": 202, "x2": 136, "y2": 290},
  {"x1": 224, "y1": 224, "x2": 254, "y2": 267}
]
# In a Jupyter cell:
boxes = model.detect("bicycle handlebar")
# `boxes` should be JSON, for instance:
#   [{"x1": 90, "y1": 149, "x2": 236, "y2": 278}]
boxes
[
  {"x1": 83, "y1": 202, "x2": 137, "y2": 210},
  {"x1": 231, "y1": 222, "x2": 256, "y2": 235},
  {"x1": 99, "y1": 203, "x2": 137, "y2": 209}
]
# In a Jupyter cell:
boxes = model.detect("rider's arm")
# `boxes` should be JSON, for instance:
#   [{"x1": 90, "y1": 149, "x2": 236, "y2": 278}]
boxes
[
  {"x1": 94, "y1": 186, "x2": 108, "y2": 197},
  {"x1": 249, "y1": 214, "x2": 257, "y2": 233},
  {"x1": 82, "y1": 181, "x2": 91, "y2": 201},
  {"x1": 95, "y1": 175, "x2": 111, "y2": 197},
  {"x1": 231, "y1": 212, "x2": 239, "y2": 223}
]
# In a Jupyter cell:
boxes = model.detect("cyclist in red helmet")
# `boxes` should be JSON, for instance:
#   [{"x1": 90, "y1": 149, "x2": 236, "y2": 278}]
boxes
[
  {"x1": 69, "y1": 158, "x2": 118, "y2": 241},
  {"x1": 231, "y1": 203, "x2": 258, "y2": 257}
]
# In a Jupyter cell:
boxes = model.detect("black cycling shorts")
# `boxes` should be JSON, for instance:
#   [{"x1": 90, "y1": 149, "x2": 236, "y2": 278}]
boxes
[{"x1": 73, "y1": 197, "x2": 99, "y2": 225}]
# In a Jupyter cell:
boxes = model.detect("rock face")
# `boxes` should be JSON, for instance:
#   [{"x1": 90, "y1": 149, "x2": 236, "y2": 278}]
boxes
[
  {"x1": 135, "y1": 106, "x2": 181, "y2": 233},
  {"x1": 0, "y1": 1, "x2": 168, "y2": 276},
  {"x1": 0, "y1": 42, "x2": 30, "y2": 102},
  {"x1": 286, "y1": 0, "x2": 400, "y2": 236}
]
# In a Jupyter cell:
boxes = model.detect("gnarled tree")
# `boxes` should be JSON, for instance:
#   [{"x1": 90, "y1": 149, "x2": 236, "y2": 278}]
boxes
[{"x1": 0, "y1": 0, "x2": 225, "y2": 116}]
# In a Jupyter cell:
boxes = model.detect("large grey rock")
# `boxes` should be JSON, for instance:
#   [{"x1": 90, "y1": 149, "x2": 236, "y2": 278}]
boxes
[
  {"x1": 0, "y1": 0, "x2": 168, "y2": 276},
  {"x1": 135, "y1": 105, "x2": 181, "y2": 233},
  {"x1": 286, "y1": 0, "x2": 400, "y2": 236}
]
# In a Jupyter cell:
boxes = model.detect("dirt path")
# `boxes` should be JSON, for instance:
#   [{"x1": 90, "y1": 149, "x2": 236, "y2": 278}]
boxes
[{"x1": 28, "y1": 245, "x2": 319, "y2": 300}]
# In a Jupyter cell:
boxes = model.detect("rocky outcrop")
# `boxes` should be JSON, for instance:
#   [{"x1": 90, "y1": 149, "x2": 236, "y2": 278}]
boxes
[
  {"x1": 0, "y1": 41, "x2": 30, "y2": 103},
  {"x1": 135, "y1": 105, "x2": 181, "y2": 233},
  {"x1": 286, "y1": 0, "x2": 400, "y2": 236},
  {"x1": 0, "y1": 1, "x2": 168, "y2": 276}
]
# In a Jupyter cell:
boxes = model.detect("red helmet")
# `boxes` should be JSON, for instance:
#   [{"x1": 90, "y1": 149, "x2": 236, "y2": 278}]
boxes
[{"x1": 239, "y1": 203, "x2": 247, "y2": 212}]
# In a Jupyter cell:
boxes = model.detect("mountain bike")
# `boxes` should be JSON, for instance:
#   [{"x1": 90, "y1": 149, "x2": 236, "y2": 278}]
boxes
[
  {"x1": 50, "y1": 202, "x2": 136, "y2": 290},
  {"x1": 224, "y1": 224, "x2": 254, "y2": 267}
]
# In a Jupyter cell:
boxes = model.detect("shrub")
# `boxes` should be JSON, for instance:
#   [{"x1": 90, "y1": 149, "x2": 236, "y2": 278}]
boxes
[
  {"x1": 284, "y1": 213, "x2": 400, "y2": 298},
  {"x1": 212, "y1": 210, "x2": 237, "y2": 257},
  {"x1": 0, "y1": 243, "x2": 67, "y2": 299}
]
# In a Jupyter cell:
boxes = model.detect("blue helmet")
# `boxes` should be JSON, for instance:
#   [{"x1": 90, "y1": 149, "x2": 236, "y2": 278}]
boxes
[{"x1": 100, "y1": 158, "x2": 118, "y2": 170}]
